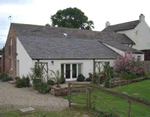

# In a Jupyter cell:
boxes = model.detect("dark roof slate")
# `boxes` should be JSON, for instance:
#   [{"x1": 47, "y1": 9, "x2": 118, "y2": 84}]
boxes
[
  {"x1": 102, "y1": 20, "x2": 140, "y2": 32},
  {"x1": 18, "y1": 35, "x2": 119, "y2": 59},
  {"x1": 11, "y1": 23, "x2": 135, "y2": 45},
  {"x1": 102, "y1": 41, "x2": 143, "y2": 54}
]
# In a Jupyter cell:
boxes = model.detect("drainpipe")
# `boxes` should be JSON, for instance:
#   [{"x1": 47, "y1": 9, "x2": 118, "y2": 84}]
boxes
[{"x1": 93, "y1": 59, "x2": 95, "y2": 73}]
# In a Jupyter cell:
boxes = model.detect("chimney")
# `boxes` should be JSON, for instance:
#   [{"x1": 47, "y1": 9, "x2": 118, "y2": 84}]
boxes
[
  {"x1": 105, "y1": 21, "x2": 110, "y2": 27},
  {"x1": 139, "y1": 14, "x2": 145, "y2": 22}
]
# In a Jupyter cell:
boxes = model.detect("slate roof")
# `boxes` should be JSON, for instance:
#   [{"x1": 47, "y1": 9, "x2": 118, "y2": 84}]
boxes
[
  {"x1": 102, "y1": 20, "x2": 140, "y2": 32},
  {"x1": 11, "y1": 23, "x2": 135, "y2": 45},
  {"x1": 102, "y1": 41, "x2": 143, "y2": 54},
  {"x1": 18, "y1": 35, "x2": 119, "y2": 60}
]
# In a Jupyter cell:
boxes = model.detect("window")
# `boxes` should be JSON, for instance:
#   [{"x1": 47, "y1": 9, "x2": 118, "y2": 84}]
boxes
[
  {"x1": 9, "y1": 38, "x2": 13, "y2": 55},
  {"x1": 137, "y1": 56, "x2": 141, "y2": 61},
  {"x1": 9, "y1": 59, "x2": 13, "y2": 70},
  {"x1": 61, "y1": 63, "x2": 82, "y2": 80}
]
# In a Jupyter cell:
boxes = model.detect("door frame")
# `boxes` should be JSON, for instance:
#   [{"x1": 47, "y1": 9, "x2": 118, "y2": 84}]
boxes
[{"x1": 61, "y1": 63, "x2": 82, "y2": 81}]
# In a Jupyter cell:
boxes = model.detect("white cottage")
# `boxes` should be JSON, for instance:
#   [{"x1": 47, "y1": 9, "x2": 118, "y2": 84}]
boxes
[{"x1": 2, "y1": 23, "x2": 144, "y2": 80}]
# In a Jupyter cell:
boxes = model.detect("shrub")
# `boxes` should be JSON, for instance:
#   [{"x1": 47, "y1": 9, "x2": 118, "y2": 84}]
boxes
[
  {"x1": 120, "y1": 71, "x2": 137, "y2": 80},
  {"x1": 86, "y1": 77, "x2": 91, "y2": 81},
  {"x1": 50, "y1": 70, "x2": 61, "y2": 87},
  {"x1": 60, "y1": 76, "x2": 66, "y2": 84},
  {"x1": 92, "y1": 73, "x2": 99, "y2": 84},
  {"x1": 88, "y1": 73, "x2": 93, "y2": 80},
  {"x1": 104, "y1": 79, "x2": 110, "y2": 88},
  {"x1": 38, "y1": 82, "x2": 49, "y2": 94},
  {"x1": 77, "y1": 74, "x2": 85, "y2": 82},
  {"x1": 114, "y1": 51, "x2": 145, "y2": 76},
  {"x1": 15, "y1": 76, "x2": 30, "y2": 88},
  {"x1": 143, "y1": 71, "x2": 149, "y2": 78},
  {"x1": 0, "y1": 74, "x2": 8, "y2": 80},
  {"x1": 1, "y1": 76, "x2": 13, "y2": 82},
  {"x1": 130, "y1": 71, "x2": 137, "y2": 79},
  {"x1": 47, "y1": 79, "x2": 55, "y2": 86},
  {"x1": 32, "y1": 78, "x2": 42, "y2": 90}
]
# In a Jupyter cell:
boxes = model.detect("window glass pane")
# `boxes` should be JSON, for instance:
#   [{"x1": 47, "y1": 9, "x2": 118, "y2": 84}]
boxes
[
  {"x1": 61, "y1": 64, "x2": 64, "y2": 77},
  {"x1": 66, "y1": 64, "x2": 70, "y2": 79},
  {"x1": 72, "y1": 64, "x2": 77, "y2": 78},
  {"x1": 78, "y1": 64, "x2": 81, "y2": 75}
]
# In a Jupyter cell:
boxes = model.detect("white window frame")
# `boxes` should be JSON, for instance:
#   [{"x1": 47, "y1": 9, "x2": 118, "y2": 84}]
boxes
[
  {"x1": 137, "y1": 56, "x2": 141, "y2": 61},
  {"x1": 61, "y1": 63, "x2": 82, "y2": 81}
]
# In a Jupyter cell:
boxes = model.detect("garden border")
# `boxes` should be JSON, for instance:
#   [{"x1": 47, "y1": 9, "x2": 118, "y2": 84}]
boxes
[{"x1": 110, "y1": 77, "x2": 150, "y2": 88}]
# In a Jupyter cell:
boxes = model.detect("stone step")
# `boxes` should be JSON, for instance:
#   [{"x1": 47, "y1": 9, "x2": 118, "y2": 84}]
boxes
[
  {"x1": 8, "y1": 81, "x2": 15, "y2": 84},
  {"x1": 19, "y1": 107, "x2": 35, "y2": 114}
]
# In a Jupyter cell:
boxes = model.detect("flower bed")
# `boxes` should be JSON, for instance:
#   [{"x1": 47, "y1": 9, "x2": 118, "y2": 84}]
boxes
[{"x1": 110, "y1": 77, "x2": 149, "y2": 88}]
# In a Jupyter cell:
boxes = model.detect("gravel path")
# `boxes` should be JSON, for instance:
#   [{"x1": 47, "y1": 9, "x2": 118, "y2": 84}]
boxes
[{"x1": 0, "y1": 82, "x2": 68, "y2": 111}]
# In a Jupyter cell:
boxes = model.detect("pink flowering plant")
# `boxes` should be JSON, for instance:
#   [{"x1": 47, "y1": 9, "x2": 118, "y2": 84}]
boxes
[{"x1": 114, "y1": 51, "x2": 145, "y2": 77}]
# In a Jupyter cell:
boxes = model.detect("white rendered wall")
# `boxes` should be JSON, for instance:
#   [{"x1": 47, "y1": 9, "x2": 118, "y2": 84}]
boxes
[
  {"x1": 117, "y1": 21, "x2": 150, "y2": 50},
  {"x1": 132, "y1": 54, "x2": 144, "y2": 61},
  {"x1": 32, "y1": 59, "x2": 115, "y2": 81},
  {"x1": 102, "y1": 43, "x2": 144, "y2": 61},
  {"x1": 17, "y1": 38, "x2": 33, "y2": 77}
]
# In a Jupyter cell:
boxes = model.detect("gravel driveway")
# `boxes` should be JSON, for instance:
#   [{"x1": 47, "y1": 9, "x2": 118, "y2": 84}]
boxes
[{"x1": 0, "y1": 82, "x2": 68, "y2": 111}]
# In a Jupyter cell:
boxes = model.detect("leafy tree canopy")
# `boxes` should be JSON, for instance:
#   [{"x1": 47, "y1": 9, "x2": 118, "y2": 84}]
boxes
[{"x1": 51, "y1": 7, "x2": 94, "y2": 30}]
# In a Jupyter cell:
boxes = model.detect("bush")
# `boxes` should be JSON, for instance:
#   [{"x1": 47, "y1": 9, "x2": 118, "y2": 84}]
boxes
[
  {"x1": 104, "y1": 79, "x2": 110, "y2": 88},
  {"x1": 60, "y1": 76, "x2": 66, "y2": 84},
  {"x1": 120, "y1": 71, "x2": 137, "y2": 80},
  {"x1": 114, "y1": 51, "x2": 145, "y2": 76},
  {"x1": 15, "y1": 76, "x2": 30, "y2": 88},
  {"x1": 32, "y1": 78, "x2": 42, "y2": 90},
  {"x1": 77, "y1": 74, "x2": 85, "y2": 82},
  {"x1": 92, "y1": 73, "x2": 100, "y2": 84},
  {"x1": 86, "y1": 77, "x2": 91, "y2": 81},
  {"x1": 47, "y1": 79, "x2": 55, "y2": 86},
  {"x1": 1, "y1": 76, "x2": 13, "y2": 82},
  {"x1": 143, "y1": 71, "x2": 149, "y2": 78},
  {"x1": 38, "y1": 82, "x2": 50, "y2": 94},
  {"x1": 0, "y1": 74, "x2": 8, "y2": 80},
  {"x1": 130, "y1": 71, "x2": 137, "y2": 79}
]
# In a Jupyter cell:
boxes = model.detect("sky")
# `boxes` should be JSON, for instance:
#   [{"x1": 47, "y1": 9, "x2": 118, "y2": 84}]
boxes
[{"x1": 0, "y1": 0, "x2": 150, "y2": 48}]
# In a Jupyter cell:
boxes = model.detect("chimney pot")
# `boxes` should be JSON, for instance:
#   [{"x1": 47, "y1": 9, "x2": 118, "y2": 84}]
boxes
[
  {"x1": 139, "y1": 14, "x2": 145, "y2": 22},
  {"x1": 106, "y1": 21, "x2": 110, "y2": 27}
]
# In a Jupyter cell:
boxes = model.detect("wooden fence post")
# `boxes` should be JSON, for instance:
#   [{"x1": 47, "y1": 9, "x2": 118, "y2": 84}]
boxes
[
  {"x1": 127, "y1": 98, "x2": 131, "y2": 117},
  {"x1": 86, "y1": 86, "x2": 91, "y2": 109},
  {"x1": 89, "y1": 88, "x2": 91, "y2": 109},
  {"x1": 68, "y1": 83, "x2": 71, "y2": 107}
]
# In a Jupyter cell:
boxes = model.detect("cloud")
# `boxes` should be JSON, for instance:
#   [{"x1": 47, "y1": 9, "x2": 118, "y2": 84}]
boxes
[{"x1": 0, "y1": 0, "x2": 34, "y2": 5}]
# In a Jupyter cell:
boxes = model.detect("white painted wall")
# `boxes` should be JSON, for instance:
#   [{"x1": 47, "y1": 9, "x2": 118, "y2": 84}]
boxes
[
  {"x1": 117, "y1": 21, "x2": 150, "y2": 50},
  {"x1": 132, "y1": 54, "x2": 144, "y2": 61},
  {"x1": 102, "y1": 42, "x2": 144, "y2": 61},
  {"x1": 16, "y1": 38, "x2": 33, "y2": 77},
  {"x1": 32, "y1": 59, "x2": 115, "y2": 81}
]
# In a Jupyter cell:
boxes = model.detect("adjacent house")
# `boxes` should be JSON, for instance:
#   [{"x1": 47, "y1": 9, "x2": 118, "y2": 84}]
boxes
[
  {"x1": 2, "y1": 22, "x2": 144, "y2": 81},
  {"x1": 102, "y1": 14, "x2": 150, "y2": 61}
]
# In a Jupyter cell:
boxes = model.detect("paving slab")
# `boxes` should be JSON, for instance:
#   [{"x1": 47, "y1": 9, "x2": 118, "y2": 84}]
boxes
[{"x1": 19, "y1": 107, "x2": 35, "y2": 114}]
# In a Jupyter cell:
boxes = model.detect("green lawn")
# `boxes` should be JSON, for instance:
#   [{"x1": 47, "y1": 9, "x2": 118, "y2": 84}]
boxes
[
  {"x1": 63, "y1": 80, "x2": 150, "y2": 117},
  {"x1": 113, "y1": 80, "x2": 150, "y2": 101},
  {"x1": 0, "y1": 106, "x2": 96, "y2": 117}
]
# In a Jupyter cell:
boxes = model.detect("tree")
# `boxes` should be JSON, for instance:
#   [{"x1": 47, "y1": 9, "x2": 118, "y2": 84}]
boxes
[
  {"x1": 51, "y1": 7, "x2": 94, "y2": 30},
  {"x1": 45, "y1": 23, "x2": 51, "y2": 27},
  {"x1": 114, "y1": 51, "x2": 145, "y2": 75}
]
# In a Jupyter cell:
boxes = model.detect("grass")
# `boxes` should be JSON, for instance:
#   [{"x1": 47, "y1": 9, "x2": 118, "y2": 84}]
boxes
[
  {"x1": 0, "y1": 106, "x2": 96, "y2": 117},
  {"x1": 113, "y1": 80, "x2": 150, "y2": 101},
  {"x1": 62, "y1": 80, "x2": 150, "y2": 117}
]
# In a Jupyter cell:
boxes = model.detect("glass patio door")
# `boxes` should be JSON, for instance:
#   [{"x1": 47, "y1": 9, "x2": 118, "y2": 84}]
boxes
[{"x1": 61, "y1": 63, "x2": 82, "y2": 80}]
